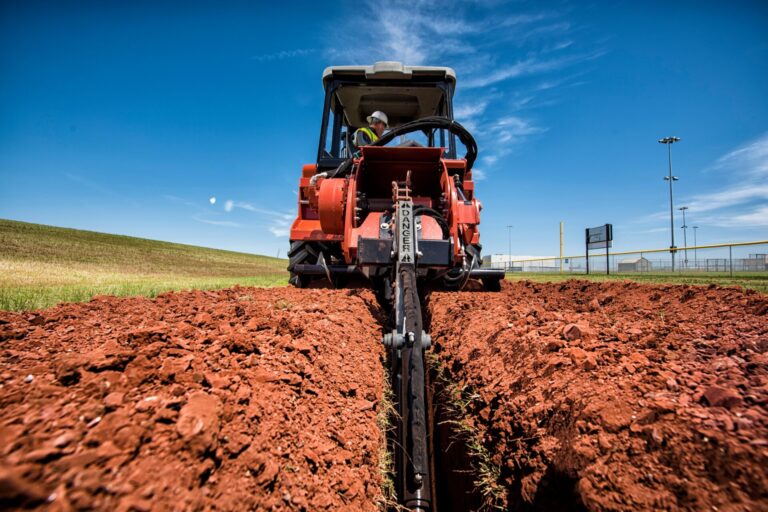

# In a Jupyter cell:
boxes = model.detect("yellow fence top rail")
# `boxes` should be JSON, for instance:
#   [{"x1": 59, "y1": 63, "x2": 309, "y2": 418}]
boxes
[{"x1": 509, "y1": 240, "x2": 768, "y2": 264}]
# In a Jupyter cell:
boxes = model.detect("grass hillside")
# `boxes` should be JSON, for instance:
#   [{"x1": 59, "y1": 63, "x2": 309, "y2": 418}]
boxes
[{"x1": 0, "y1": 219, "x2": 288, "y2": 311}]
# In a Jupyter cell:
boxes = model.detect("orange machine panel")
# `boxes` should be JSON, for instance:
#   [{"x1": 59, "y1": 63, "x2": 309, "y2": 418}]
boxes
[{"x1": 318, "y1": 178, "x2": 347, "y2": 235}]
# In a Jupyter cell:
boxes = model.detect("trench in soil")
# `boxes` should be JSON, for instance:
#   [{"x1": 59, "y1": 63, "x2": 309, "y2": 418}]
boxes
[
  {"x1": 428, "y1": 383, "x2": 586, "y2": 512},
  {"x1": 412, "y1": 291, "x2": 487, "y2": 511},
  {"x1": 426, "y1": 365, "x2": 486, "y2": 511},
  {"x1": 417, "y1": 294, "x2": 586, "y2": 512}
]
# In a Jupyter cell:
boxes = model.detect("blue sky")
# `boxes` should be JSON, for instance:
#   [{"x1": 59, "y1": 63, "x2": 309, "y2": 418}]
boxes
[{"x1": 1, "y1": 1, "x2": 766, "y2": 258}]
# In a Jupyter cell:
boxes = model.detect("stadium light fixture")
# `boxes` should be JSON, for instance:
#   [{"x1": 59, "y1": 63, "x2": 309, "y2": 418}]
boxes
[{"x1": 659, "y1": 136, "x2": 681, "y2": 271}]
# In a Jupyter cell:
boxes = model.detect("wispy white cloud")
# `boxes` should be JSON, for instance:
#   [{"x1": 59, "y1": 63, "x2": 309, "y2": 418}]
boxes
[
  {"x1": 192, "y1": 216, "x2": 241, "y2": 227},
  {"x1": 266, "y1": 218, "x2": 292, "y2": 238},
  {"x1": 456, "y1": 114, "x2": 541, "y2": 176},
  {"x1": 268, "y1": 226, "x2": 291, "y2": 237},
  {"x1": 690, "y1": 205, "x2": 768, "y2": 229},
  {"x1": 721, "y1": 205, "x2": 768, "y2": 227},
  {"x1": 464, "y1": 58, "x2": 550, "y2": 89},
  {"x1": 688, "y1": 133, "x2": 768, "y2": 226},
  {"x1": 163, "y1": 194, "x2": 199, "y2": 209},
  {"x1": 376, "y1": 7, "x2": 429, "y2": 64},
  {"x1": 472, "y1": 168, "x2": 487, "y2": 181},
  {"x1": 454, "y1": 100, "x2": 489, "y2": 132},
  {"x1": 488, "y1": 116, "x2": 545, "y2": 144},
  {"x1": 250, "y1": 48, "x2": 315, "y2": 62},
  {"x1": 463, "y1": 51, "x2": 604, "y2": 89},
  {"x1": 166, "y1": 195, "x2": 292, "y2": 233},
  {"x1": 232, "y1": 201, "x2": 293, "y2": 220},
  {"x1": 454, "y1": 101, "x2": 488, "y2": 120},
  {"x1": 328, "y1": 1, "x2": 558, "y2": 65},
  {"x1": 713, "y1": 132, "x2": 768, "y2": 179},
  {"x1": 517, "y1": 21, "x2": 572, "y2": 41},
  {"x1": 228, "y1": 201, "x2": 294, "y2": 238},
  {"x1": 682, "y1": 184, "x2": 768, "y2": 214},
  {"x1": 326, "y1": 0, "x2": 603, "y2": 175},
  {"x1": 550, "y1": 40, "x2": 574, "y2": 51}
]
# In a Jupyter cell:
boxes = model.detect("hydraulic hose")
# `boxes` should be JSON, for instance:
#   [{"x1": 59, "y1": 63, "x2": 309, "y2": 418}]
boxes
[
  {"x1": 413, "y1": 206, "x2": 450, "y2": 239},
  {"x1": 374, "y1": 116, "x2": 477, "y2": 170},
  {"x1": 441, "y1": 241, "x2": 480, "y2": 290}
]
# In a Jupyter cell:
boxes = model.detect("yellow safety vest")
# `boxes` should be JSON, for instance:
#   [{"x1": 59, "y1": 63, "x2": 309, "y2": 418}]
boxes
[{"x1": 356, "y1": 127, "x2": 379, "y2": 144}]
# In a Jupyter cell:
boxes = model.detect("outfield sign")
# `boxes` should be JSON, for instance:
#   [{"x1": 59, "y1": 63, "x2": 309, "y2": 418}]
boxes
[
  {"x1": 585, "y1": 223, "x2": 613, "y2": 275},
  {"x1": 587, "y1": 224, "x2": 613, "y2": 249}
]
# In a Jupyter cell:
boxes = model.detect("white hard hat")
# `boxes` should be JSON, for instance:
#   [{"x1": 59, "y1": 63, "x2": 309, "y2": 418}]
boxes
[{"x1": 366, "y1": 111, "x2": 389, "y2": 128}]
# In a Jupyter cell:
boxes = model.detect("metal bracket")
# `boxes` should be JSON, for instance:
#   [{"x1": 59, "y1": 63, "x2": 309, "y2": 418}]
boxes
[
  {"x1": 317, "y1": 252, "x2": 333, "y2": 286},
  {"x1": 382, "y1": 330, "x2": 431, "y2": 348}
]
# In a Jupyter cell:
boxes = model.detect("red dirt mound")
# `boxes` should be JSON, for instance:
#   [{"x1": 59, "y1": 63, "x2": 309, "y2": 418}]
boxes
[
  {"x1": 429, "y1": 280, "x2": 768, "y2": 511},
  {"x1": 0, "y1": 287, "x2": 385, "y2": 511}
]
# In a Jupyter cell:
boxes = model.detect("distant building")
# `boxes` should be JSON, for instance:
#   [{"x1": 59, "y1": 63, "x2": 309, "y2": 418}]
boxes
[
  {"x1": 482, "y1": 254, "x2": 558, "y2": 272},
  {"x1": 744, "y1": 254, "x2": 768, "y2": 271},
  {"x1": 617, "y1": 257, "x2": 651, "y2": 272}
]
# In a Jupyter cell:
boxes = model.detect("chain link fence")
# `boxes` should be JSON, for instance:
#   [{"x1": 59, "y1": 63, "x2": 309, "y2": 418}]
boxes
[{"x1": 486, "y1": 240, "x2": 768, "y2": 276}]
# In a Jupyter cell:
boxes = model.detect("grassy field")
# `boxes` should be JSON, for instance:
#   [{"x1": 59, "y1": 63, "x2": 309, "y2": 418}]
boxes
[
  {"x1": 506, "y1": 271, "x2": 768, "y2": 294},
  {"x1": 2, "y1": 218, "x2": 765, "y2": 312},
  {"x1": 0, "y1": 219, "x2": 288, "y2": 311}
]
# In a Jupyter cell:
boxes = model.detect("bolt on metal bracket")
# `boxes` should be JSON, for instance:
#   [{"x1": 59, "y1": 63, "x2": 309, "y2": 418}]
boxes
[{"x1": 382, "y1": 330, "x2": 431, "y2": 349}]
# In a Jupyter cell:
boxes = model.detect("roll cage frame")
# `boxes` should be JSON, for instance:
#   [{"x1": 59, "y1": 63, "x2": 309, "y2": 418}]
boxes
[{"x1": 316, "y1": 77, "x2": 458, "y2": 171}]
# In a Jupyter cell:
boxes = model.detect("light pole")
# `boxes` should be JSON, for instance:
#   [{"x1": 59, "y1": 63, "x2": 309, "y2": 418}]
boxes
[
  {"x1": 506, "y1": 225, "x2": 514, "y2": 271},
  {"x1": 659, "y1": 136, "x2": 681, "y2": 271},
  {"x1": 692, "y1": 226, "x2": 699, "y2": 269},
  {"x1": 679, "y1": 206, "x2": 689, "y2": 269}
]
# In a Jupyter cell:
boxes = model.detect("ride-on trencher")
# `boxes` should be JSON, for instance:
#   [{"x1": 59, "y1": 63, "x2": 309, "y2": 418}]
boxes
[
  {"x1": 287, "y1": 62, "x2": 502, "y2": 511},
  {"x1": 288, "y1": 61, "x2": 502, "y2": 292}
]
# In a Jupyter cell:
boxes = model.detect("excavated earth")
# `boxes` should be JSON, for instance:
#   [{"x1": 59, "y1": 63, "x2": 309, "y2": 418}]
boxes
[
  {"x1": 429, "y1": 280, "x2": 768, "y2": 511},
  {"x1": 0, "y1": 287, "x2": 385, "y2": 511}
]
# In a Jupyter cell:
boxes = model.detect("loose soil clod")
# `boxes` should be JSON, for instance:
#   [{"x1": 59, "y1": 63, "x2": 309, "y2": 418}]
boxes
[
  {"x1": 429, "y1": 280, "x2": 768, "y2": 511},
  {"x1": 0, "y1": 287, "x2": 385, "y2": 510}
]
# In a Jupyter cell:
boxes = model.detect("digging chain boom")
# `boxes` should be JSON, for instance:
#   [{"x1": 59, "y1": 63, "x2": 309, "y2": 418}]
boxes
[{"x1": 383, "y1": 175, "x2": 433, "y2": 511}]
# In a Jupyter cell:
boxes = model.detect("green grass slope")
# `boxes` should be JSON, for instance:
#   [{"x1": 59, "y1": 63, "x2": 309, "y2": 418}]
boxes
[{"x1": 0, "y1": 219, "x2": 288, "y2": 311}]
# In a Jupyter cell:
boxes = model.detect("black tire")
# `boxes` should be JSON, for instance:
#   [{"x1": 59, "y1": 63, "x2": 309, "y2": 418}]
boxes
[
  {"x1": 287, "y1": 241, "x2": 343, "y2": 288},
  {"x1": 287, "y1": 241, "x2": 319, "y2": 288},
  {"x1": 288, "y1": 272, "x2": 309, "y2": 288}
]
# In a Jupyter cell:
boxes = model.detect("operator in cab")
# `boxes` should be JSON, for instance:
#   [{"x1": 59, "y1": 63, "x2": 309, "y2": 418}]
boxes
[{"x1": 353, "y1": 111, "x2": 388, "y2": 150}]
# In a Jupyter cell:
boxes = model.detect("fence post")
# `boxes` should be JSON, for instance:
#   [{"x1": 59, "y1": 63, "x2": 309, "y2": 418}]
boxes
[
  {"x1": 729, "y1": 245, "x2": 733, "y2": 277},
  {"x1": 560, "y1": 221, "x2": 564, "y2": 274},
  {"x1": 585, "y1": 228, "x2": 589, "y2": 275}
]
